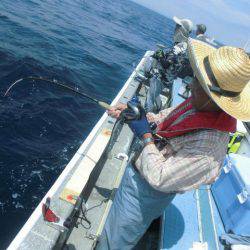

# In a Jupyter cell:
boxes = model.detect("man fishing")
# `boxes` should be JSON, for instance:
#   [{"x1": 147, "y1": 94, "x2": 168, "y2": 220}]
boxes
[
  {"x1": 96, "y1": 38, "x2": 250, "y2": 249},
  {"x1": 172, "y1": 16, "x2": 193, "y2": 53},
  {"x1": 155, "y1": 16, "x2": 193, "y2": 74},
  {"x1": 196, "y1": 23, "x2": 211, "y2": 44},
  {"x1": 145, "y1": 16, "x2": 193, "y2": 113}
]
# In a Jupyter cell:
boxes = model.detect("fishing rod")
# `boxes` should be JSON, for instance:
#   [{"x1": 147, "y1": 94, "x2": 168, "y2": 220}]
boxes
[
  {"x1": 4, "y1": 76, "x2": 111, "y2": 110},
  {"x1": 4, "y1": 76, "x2": 142, "y2": 124},
  {"x1": 4, "y1": 76, "x2": 144, "y2": 157}
]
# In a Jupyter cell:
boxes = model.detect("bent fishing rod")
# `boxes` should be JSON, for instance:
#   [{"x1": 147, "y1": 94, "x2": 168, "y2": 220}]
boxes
[
  {"x1": 4, "y1": 76, "x2": 145, "y2": 156},
  {"x1": 4, "y1": 76, "x2": 111, "y2": 110},
  {"x1": 4, "y1": 76, "x2": 142, "y2": 123}
]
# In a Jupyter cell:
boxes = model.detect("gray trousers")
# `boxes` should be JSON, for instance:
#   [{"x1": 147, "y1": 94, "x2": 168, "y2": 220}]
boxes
[{"x1": 96, "y1": 164, "x2": 175, "y2": 250}]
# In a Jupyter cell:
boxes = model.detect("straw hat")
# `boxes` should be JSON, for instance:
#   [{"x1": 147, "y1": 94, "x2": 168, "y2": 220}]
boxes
[
  {"x1": 187, "y1": 38, "x2": 250, "y2": 121},
  {"x1": 173, "y1": 16, "x2": 193, "y2": 34}
]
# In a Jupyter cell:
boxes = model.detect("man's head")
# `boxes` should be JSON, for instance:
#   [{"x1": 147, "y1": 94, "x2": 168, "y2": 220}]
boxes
[
  {"x1": 196, "y1": 24, "x2": 206, "y2": 36},
  {"x1": 173, "y1": 16, "x2": 193, "y2": 43},
  {"x1": 190, "y1": 76, "x2": 221, "y2": 112}
]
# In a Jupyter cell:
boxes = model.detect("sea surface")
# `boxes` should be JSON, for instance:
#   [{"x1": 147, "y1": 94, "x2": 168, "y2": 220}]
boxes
[{"x1": 0, "y1": 0, "x2": 173, "y2": 248}]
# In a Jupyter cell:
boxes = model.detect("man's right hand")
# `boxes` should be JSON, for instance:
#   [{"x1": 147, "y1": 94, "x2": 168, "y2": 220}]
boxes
[{"x1": 107, "y1": 103, "x2": 127, "y2": 119}]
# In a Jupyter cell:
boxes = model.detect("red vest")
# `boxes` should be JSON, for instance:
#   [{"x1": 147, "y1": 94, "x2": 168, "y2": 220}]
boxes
[{"x1": 157, "y1": 98, "x2": 236, "y2": 138}]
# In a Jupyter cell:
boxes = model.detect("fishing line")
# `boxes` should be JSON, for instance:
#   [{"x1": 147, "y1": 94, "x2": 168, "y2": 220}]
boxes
[{"x1": 4, "y1": 76, "x2": 111, "y2": 110}]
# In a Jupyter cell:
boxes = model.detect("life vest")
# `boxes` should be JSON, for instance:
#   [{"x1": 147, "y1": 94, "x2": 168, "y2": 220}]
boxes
[{"x1": 157, "y1": 97, "x2": 236, "y2": 138}]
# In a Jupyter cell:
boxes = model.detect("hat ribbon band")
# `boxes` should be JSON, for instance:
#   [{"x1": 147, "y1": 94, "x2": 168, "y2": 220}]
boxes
[{"x1": 204, "y1": 56, "x2": 241, "y2": 97}]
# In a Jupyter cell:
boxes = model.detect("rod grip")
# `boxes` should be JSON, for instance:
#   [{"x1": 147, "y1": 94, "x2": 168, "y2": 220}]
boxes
[{"x1": 98, "y1": 101, "x2": 111, "y2": 110}]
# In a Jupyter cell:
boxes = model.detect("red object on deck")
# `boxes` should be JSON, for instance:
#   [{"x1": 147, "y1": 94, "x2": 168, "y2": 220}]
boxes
[{"x1": 42, "y1": 197, "x2": 60, "y2": 223}]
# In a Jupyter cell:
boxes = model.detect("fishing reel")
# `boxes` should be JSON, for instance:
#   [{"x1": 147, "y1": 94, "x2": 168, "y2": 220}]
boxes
[
  {"x1": 120, "y1": 100, "x2": 141, "y2": 122},
  {"x1": 119, "y1": 99, "x2": 158, "y2": 134},
  {"x1": 106, "y1": 99, "x2": 141, "y2": 157}
]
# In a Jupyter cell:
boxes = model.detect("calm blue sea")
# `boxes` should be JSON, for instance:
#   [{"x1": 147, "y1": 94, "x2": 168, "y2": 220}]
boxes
[{"x1": 0, "y1": 0, "x2": 173, "y2": 247}]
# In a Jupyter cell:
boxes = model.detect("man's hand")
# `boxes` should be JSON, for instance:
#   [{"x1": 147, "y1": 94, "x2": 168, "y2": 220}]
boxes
[
  {"x1": 107, "y1": 103, "x2": 127, "y2": 119},
  {"x1": 128, "y1": 108, "x2": 151, "y2": 138},
  {"x1": 146, "y1": 113, "x2": 157, "y2": 123}
]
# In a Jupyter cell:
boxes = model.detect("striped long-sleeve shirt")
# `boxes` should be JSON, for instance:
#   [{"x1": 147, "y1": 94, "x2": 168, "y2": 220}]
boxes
[{"x1": 134, "y1": 108, "x2": 229, "y2": 193}]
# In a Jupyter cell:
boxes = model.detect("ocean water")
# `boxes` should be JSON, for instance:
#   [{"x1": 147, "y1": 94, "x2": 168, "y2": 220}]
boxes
[{"x1": 0, "y1": 0, "x2": 173, "y2": 248}]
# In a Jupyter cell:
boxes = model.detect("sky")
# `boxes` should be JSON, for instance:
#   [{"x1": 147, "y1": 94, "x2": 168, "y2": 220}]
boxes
[{"x1": 132, "y1": 0, "x2": 250, "y2": 49}]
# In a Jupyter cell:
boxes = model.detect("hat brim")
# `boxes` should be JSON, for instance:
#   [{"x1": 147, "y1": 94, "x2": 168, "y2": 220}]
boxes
[
  {"x1": 187, "y1": 38, "x2": 250, "y2": 122},
  {"x1": 173, "y1": 16, "x2": 182, "y2": 26}
]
